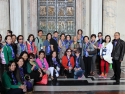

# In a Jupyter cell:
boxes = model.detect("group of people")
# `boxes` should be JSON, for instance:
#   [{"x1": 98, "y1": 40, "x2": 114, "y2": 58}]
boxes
[{"x1": 0, "y1": 29, "x2": 125, "y2": 94}]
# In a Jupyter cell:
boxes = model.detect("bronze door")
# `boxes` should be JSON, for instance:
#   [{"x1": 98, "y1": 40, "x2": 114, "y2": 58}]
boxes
[{"x1": 38, "y1": 0, "x2": 76, "y2": 35}]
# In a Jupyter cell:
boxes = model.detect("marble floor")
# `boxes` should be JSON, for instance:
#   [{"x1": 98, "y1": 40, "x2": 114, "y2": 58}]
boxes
[{"x1": 34, "y1": 66, "x2": 125, "y2": 94}]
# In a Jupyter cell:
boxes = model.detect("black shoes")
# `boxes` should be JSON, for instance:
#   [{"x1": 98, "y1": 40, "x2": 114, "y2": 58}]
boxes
[
  {"x1": 114, "y1": 80, "x2": 120, "y2": 85},
  {"x1": 111, "y1": 76, "x2": 116, "y2": 80}
]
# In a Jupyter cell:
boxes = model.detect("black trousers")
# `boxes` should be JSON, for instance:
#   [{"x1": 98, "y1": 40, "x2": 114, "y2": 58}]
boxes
[
  {"x1": 112, "y1": 60, "x2": 121, "y2": 81},
  {"x1": 64, "y1": 69, "x2": 74, "y2": 78},
  {"x1": 83, "y1": 56, "x2": 92, "y2": 76},
  {"x1": 96, "y1": 55, "x2": 101, "y2": 74},
  {"x1": 7, "y1": 88, "x2": 24, "y2": 94},
  {"x1": 30, "y1": 70, "x2": 42, "y2": 82},
  {"x1": 46, "y1": 55, "x2": 51, "y2": 66}
]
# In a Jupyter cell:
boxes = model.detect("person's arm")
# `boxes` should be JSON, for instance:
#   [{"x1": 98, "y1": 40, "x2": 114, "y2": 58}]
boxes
[
  {"x1": 3, "y1": 46, "x2": 9, "y2": 64},
  {"x1": 2, "y1": 72, "x2": 21, "y2": 89},
  {"x1": 108, "y1": 43, "x2": 113, "y2": 55},
  {"x1": 27, "y1": 63, "x2": 32, "y2": 73},
  {"x1": 50, "y1": 39, "x2": 54, "y2": 51},
  {"x1": 58, "y1": 40, "x2": 62, "y2": 48},
  {"x1": 44, "y1": 58, "x2": 49, "y2": 70},
  {"x1": 43, "y1": 41, "x2": 46, "y2": 52},
  {"x1": 119, "y1": 41, "x2": 125, "y2": 61}
]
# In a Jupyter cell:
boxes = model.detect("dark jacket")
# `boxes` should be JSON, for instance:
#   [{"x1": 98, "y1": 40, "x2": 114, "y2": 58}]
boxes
[
  {"x1": 97, "y1": 39, "x2": 105, "y2": 54},
  {"x1": 111, "y1": 39, "x2": 125, "y2": 61},
  {"x1": 16, "y1": 67, "x2": 24, "y2": 84},
  {"x1": 49, "y1": 57, "x2": 60, "y2": 69},
  {"x1": 74, "y1": 56, "x2": 85, "y2": 70},
  {"x1": 2, "y1": 71, "x2": 21, "y2": 92}
]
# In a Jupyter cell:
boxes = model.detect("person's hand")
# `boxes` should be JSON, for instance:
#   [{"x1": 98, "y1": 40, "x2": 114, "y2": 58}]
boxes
[
  {"x1": 65, "y1": 68, "x2": 68, "y2": 70},
  {"x1": 97, "y1": 47, "x2": 100, "y2": 49},
  {"x1": 43, "y1": 69, "x2": 46, "y2": 73},
  {"x1": 40, "y1": 73, "x2": 43, "y2": 77},
  {"x1": 120, "y1": 60, "x2": 123, "y2": 62},
  {"x1": 100, "y1": 56, "x2": 103, "y2": 59},
  {"x1": 78, "y1": 68, "x2": 81, "y2": 70},
  {"x1": 93, "y1": 45, "x2": 97, "y2": 49},
  {"x1": 19, "y1": 85, "x2": 25, "y2": 89},
  {"x1": 69, "y1": 67, "x2": 72, "y2": 70},
  {"x1": 87, "y1": 49, "x2": 90, "y2": 51}
]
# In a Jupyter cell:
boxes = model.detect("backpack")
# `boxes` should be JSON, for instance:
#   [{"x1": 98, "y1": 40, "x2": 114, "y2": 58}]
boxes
[{"x1": 35, "y1": 37, "x2": 39, "y2": 44}]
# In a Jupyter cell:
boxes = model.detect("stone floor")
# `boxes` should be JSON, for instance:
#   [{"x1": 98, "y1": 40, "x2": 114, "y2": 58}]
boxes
[
  {"x1": 1, "y1": 63, "x2": 125, "y2": 94},
  {"x1": 33, "y1": 66, "x2": 125, "y2": 94}
]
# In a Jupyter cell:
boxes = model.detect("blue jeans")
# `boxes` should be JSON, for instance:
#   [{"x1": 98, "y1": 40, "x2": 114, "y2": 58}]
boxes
[{"x1": 74, "y1": 69, "x2": 85, "y2": 79}]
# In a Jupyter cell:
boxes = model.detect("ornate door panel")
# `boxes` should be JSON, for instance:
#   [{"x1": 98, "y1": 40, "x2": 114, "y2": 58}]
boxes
[{"x1": 38, "y1": 0, "x2": 76, "y2": 35}]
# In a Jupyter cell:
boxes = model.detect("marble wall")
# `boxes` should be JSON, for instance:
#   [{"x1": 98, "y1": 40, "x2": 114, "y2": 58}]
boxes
[
  {"x1": 10, "y1": 0, "x2": 22, "y2": 36},
  {"x1": 91, "y1": 0, "x2": 102, "y2": 36},
  {"x1": 103, "y1": 0, "x2": 117, "y2": 39},
  {"x1": 0, "y1": 0, "x2": 9, "y2": 40},
  {"x1": 27, "y1": 0, "x2": 37, "y2": 37}
]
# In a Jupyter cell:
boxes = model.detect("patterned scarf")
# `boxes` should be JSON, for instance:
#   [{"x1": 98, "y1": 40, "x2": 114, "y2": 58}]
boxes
[
  {"x1": 11, "y1": 72, "x2": 18, "y2": 85},
  {"x1": 67, "y1": 56, "x2": 71, "y2": 67},
  {"x1": 19, "y1": 67, "x2": 25, "y2": 82},
  {"x1": 29, "y1": 41, "x2": 33, "y2": 51},
  {"x1": 20, "y1": 43, "x2": 25, "y2": 52},
  {"x1": 7, "y1": 44, "x2": 15, "y2": 58},
  {"x1": 52, "y1": 58, "x2": 60, "y2": 67},
  {"x1": 47, "y1": 45, "x2": 51, "y2": 53},
  {"x1": 61, "y1": 40, "x2": 65, "y2": 47},
  {"x1": 84, "y1": 43, "x2": 89, "y2": 57},
  {"x1": 41, "y1": 59, "x2": 46, "y2": 68},
  {"x1": 75, "y1": 57, "x2": 80, "y2": 68}
]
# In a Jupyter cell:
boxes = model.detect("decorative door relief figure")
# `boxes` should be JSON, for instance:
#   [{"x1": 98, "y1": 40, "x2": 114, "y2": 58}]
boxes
[
  {"x1": 67, "y1": 7, "x2": 74, "y2": 16},
  {"x1": 48, "y1": 6, "x2": 55, "y2": 16},
  {"x1": 58, "y1": 8, "x2": 65, "y2": 16},
  {"x1": 40, "y1": 6, "x2": 46, "y2": 16}
]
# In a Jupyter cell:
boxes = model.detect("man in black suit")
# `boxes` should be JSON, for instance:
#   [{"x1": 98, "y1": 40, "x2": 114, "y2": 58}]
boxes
[{"x1": 111, "y1": 32, "x2": 125, "y2": 84}]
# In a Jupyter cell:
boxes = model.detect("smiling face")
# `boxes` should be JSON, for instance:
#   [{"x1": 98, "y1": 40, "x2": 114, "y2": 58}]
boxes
[
  {"x1": 66, "y1": 49, "x2": 72, "y2": 56},
  {"x1": 84, "y1": 37, "x2": 89, "y2": 43},
  {"x1": 114, "y1": 33, "x2": 120, "y2": 40},
  {"x1": 73, "y1": 36, "x2": 77, "y2": 42},
  {"x1": 12, "y1": 36, "x2": 16, "y2": 43},
  {"x1": 22, "y1": 53, "x2": 28, "y2": 61},
  {"x1": 38, "y1": 31, "x2": 43, "y2": 37},
  {"x1": 91, "y1": 36, "x2": 96, "y2": 41},
  {"x1": 47, "y1": 34, "x2": 52, "y2": 40},
  {"x1": 66, "y1": 36, "x2": 70, "y2": 41},
  {"x1": 39, "y1": 52, "x2": 45, "y2": 59},
  {"x1": 105, "y1": 36, "x2": 110, "y2": 43},
  {"x1": 29, "y1": 36, "x2": 34, "y2": 42},
  {"x1": 9, "y1": 62, "x2": 16, "y2": 71},
  {"x1": 61, "y1": 35, "x2": 65, "y2": 40},
  {"x1": 54, "y1": 32, "x2": 58, "y2": 38},
  {"x1": 6, "y1": 36, "x2": 12, "y2": 44},
  {"x1": 52, "y1": 51, "x2": 56, "y2": 58},
  {"x1": 18, "y1": 36, "x2": 23, "y2": 43},
  {"x1": 17, "y1": 58, "x2": 24, "y2": 67}
]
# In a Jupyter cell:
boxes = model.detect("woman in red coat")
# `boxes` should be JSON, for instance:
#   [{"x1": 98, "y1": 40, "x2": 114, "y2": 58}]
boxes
[{"x1": 62, "y1": 48, "x2": 75, "y2": 78}]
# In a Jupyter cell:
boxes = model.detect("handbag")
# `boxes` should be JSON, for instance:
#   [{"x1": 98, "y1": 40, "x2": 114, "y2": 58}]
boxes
[{"x1": 36, "y1": 74, "x2": 48, "y2": 85}]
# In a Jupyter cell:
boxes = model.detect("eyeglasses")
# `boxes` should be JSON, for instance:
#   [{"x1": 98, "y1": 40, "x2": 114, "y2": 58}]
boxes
[
  {"x1": 19, "y1": 39, "x2": 23, "y2": 40},
  {"x1": 67, "y1": 50, "x2": 71, "y2": 52}
]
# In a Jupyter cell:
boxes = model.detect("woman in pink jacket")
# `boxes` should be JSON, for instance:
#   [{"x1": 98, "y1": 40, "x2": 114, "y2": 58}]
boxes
[
  {"x1": 36, "y1": 51, "x2": 50, "y2": 76},
  {"x1": 26, "y1": 34, "x2": 37, "y2": 55}
]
